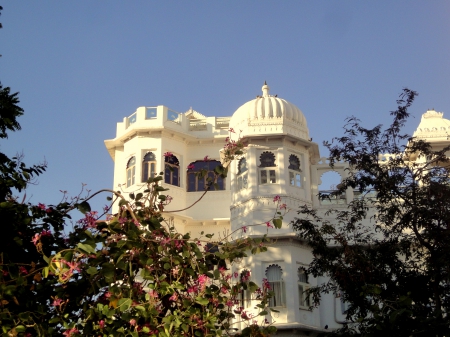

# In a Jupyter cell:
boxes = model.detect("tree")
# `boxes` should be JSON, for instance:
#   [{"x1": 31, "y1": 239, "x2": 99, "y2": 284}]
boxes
[
  {"x1": 292, "y1": 89, "x2": 450, "y2": 336},
  {"x1": 0, "y1": 83, "x2": 283, "y2": 336}
]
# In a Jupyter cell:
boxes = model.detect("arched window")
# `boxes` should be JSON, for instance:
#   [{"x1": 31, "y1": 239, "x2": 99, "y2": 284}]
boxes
[
  {"x1": 187, "y1": 160, "x2": 225, "y2": 192},
  {"x1": 319, "y1": 171, "x2": 345, "y2": 205},
  {"x1": 142, "y1": 152, "x2": 157, "y2": 183},
  {"x1": 259, "y1": 152, "x2": 277, "y2": 184},
  {"x1": 265, "y1": 264, "x2": 285, "y2": 307},
  {"x1": 126, "y1": 156, "x2": 136, "y2": 187},
  {"x1": 289, "y1": 154, "x2": 302, "y2": 187},
  {"x1": 237, "y1": 157, "x2": 248, "y2": 190},
  {"x1": 164, "y1": 154, "x2": 180, "y2": 186},
  {"x1": 339, "y1": 291, "x2": 349, "y2": 315},
  {"x1": 298, "y1": 267, "x2": 310, "y2": 308}
]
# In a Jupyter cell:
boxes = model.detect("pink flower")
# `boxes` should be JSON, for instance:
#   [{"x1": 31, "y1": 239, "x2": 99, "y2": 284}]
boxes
[
  {"x1": 130, "y1": 319, "x2": 137, "y2": 326},
  {"x1": 166, "y1": 195, "x2": 173, "y2": 202},
  {"x1": 241, "y1": 226, "x2": 247, "y2": 233},
  {"x1": 203, "y1": 155, "x2": 209, "y2": 161},
  {"x1": 220, "y1": 286, "x2": 228, "y2": 294},
  {"x1": 41, "y1": 230, "x2": 52, "y2": 237},
  {"x1": 233, "y1": 272, "x2": 239, "y2": 278},
  {"x1": 38, "y1": 203, "x2": 46, "y2": 210},
  {"x1": 63, "y1": 328, "x2": 79, "y2": 337},
  {"x1": 19, "y1": 266, "x2": 28, "y2": 275},
  {"x1": 241, "y1": 270, "x2": 251, "y2": 282},
  {"x1": 32, "y1": 233, "x2": 41, "y2": 245},
  {"x1": 273, "y1": 195, "x2": 281, "y2": 202},
  {"x1": 229, "y1": 128, "x2": 235, "y2": 133},
  {"x1": 198, "y1": 274, "x2": 208, "y2": 284},
  {"x1": 118, "y1": 217, "x2": 127, "y2": 224},
  {"x1": 225, "y1": 137, "x2": 230, "y2": 142},
  {"x1": 262, "y1": 278, "x2": 271, "y2": 290},
  {"x1": 187, "y1": 164, "x2": 195, "y2": 170},
  {"x1": 266, "y1": 222, "x2": 273, "y2": 228},
  {"x1": 198, "y1": 274, "x2": 209, "y2": 291},
  {"x1": 148, "y1": 289, "x2": 158, "y2": 299},
  {"x1": 187, "y1": 286, "x2": 198, "y2": 294},
  {"x1": 63, "y1": 260, "x2": 81, "y2": 273},
  {"x1": 226, "y1": 299, "x2": 234, "y2": 307},
  {"x1": 169, "y1": 292, "x2": 178, "y2": 301},
  {"x1": 2, "y1": 270, "x2": 8, "y2": 276},
  {"x1": 163, "y1": 152, "x2": 173, "y2": 157},
  {"x1": 52, "y1": 298, "x2": 63, "y2": 307},
  {"x1": 279, "y1": 203, "x2": 287, "y2": 210},
  {"x1": 99, "y1": 320, "x2": 105, "y2": 329},
  {"x1": 77, "y1": 211, "x2": 98, "y2": 229}
]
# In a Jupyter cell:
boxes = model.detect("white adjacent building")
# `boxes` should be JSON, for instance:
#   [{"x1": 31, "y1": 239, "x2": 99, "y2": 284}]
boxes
[{"x1": 104, "y1": 83, "x2": 447, "y2": 336}]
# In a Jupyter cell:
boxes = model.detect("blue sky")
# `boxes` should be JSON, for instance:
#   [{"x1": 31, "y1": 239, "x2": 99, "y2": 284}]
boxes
[{"x1": 1, "y1": 1, "x2": 450, "y2": 214}]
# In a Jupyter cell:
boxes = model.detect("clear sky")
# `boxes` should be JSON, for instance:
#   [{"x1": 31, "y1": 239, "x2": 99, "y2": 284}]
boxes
[{"x1": 1, "y1": 1, "x2": 450, "y2": 214}]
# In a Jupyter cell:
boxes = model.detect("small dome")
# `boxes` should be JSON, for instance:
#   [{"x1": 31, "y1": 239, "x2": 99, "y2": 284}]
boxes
[
  {"x1": 413, "y1": 109, "x2": 450, "y2": 140},
  {"x1": 230, "y1": 83, "x2": 309, "y2": 140}
]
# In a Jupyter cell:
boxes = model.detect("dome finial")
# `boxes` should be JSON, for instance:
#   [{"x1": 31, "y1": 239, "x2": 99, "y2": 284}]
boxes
[{"x1": 262, "y1": 81, "x2": 270, "y2": 97}]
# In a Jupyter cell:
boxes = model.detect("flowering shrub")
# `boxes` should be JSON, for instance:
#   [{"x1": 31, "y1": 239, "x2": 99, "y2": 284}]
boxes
[
  {"x1": 36, "y1": 170, "x2": 280, "y2": 336},
  {"x1": 0, "y1": 94, "x2": 281, "y2": 336}
]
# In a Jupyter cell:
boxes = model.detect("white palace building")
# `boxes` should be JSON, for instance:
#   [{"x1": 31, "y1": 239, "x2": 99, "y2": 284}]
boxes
[{"x1": 104, "y1": 83, "x2": 449, "y2": 336}]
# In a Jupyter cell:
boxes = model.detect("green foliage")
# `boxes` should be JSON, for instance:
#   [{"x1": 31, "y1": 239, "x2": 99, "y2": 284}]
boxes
[{"x1": 293, "y1": 89, "x2": 450, "y2": 336}]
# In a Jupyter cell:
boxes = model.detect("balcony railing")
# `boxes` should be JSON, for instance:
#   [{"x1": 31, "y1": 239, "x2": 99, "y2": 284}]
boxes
[
  {"x1": 189, "y1": 119, "x2": 207, "y2": 131},
  {"x1": 216, "y1": 117, "x2": 230, "y2": 129},
  {"x1": 168, "y1": 110, "x2": 181, "y2": 124},
  {"x1": 319, "y1": 190, "x2": 346, "y2": 205}
]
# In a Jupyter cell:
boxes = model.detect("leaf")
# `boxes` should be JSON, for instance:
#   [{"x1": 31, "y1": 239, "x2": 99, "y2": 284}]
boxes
[
  {"x1": 86, "y1": 267, "x2": 98, "y2": 275},
  {"x1": 117, "y1": 298, "x2": 132, "y2": 311},
  {"x1": 273, "y1": 218, "x2": 282, "y2": 229},
  {"x1": 15, "y1": 325, "x2": 26, "y2": 332},
  {"x1": 77, "y1": 242, "x2": 96, "y2": 254},
  {"x1": 76, "y1": 201, "x2": 91, "y2": 214},
  {"x1": 195, "y1": 297, "x2": 209, "y2": 305}
]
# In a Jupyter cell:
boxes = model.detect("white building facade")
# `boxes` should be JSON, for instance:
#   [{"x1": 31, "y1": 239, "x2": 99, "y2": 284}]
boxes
[{"x1": 104, "y1": 84, "x2": 445, "y2": 336}]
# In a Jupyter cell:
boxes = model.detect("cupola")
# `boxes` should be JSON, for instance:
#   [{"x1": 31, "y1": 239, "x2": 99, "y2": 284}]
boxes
[{"x1": 229, "y1": 82, "x2": 309, "y2": 140}]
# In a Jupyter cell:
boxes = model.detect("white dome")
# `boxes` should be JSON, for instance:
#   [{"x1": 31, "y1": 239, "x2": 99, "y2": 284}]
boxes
[
  {"x1": 413, "y1": 110, "x2": 450, "y2": 140},
  {"x1": 229, "y1": 83, "x2": 309, "y2": 140}
]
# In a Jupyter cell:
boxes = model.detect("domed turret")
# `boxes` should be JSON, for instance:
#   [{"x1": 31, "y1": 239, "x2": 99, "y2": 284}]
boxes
[
  {"x1": 229, "y1": 82, "x2": 309, "y2": 140},
  {"x1": 413, "y1": 109, "x2": 450, "y2": 141}
]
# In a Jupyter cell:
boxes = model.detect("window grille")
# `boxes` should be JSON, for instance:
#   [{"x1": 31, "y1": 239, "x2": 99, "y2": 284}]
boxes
[
  {"x1": 237, "y1": 157, "x2": 248, "y2": 190},
  {"x1": 259, "y1": 152, "x2": 277, "y2": 184},
  {"x1": 265, "y1": 264, "x2": 285, "y2": 307},
  {"x1": 289, "y1": 154, "x2": 302, "y2": 187},
  {"x1": 126, "y1": 156, "x2": 136, "y2": 187},
  {"x1": 164, "y1": 154, "x2": 180, "y2": 187},
  {"x1": 187, "y1": 160, "x2": 225, "y2": 192},
  {"x1": 142, "y1": 152, "x2": 157, "y2": 183},
  {"x1": 298, "y1": 267, "x2": 310, "y2": 308}
]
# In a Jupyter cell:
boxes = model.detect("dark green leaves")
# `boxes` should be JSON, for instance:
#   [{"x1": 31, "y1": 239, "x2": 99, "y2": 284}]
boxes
[{"x1": 76, "y1": 201, "x2": 91, "y2": 214}]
